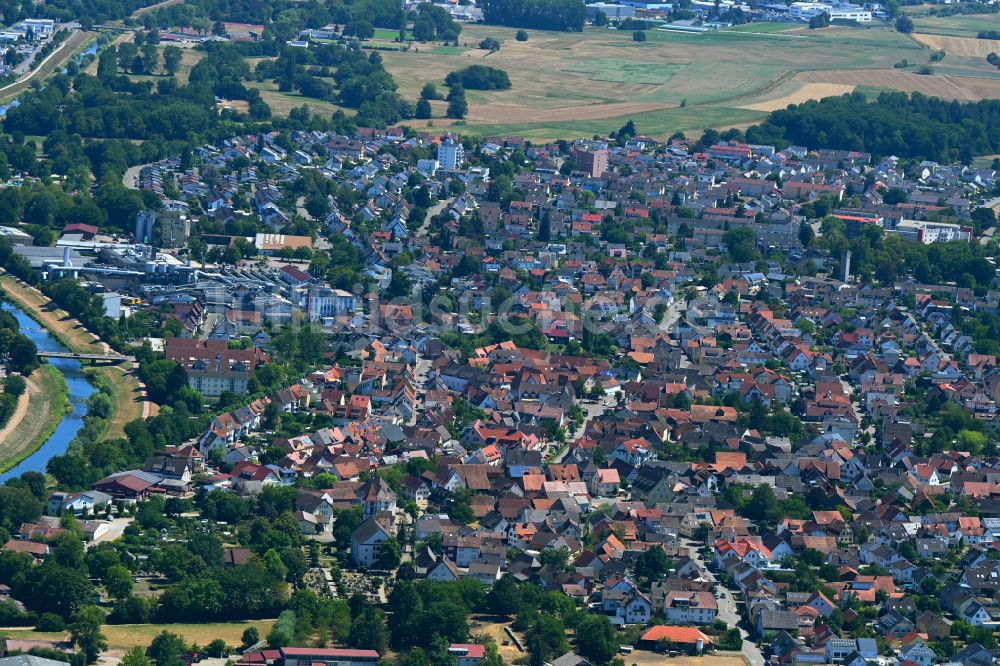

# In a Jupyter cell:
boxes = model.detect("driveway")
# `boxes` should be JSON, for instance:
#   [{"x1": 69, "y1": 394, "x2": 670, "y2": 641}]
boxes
[{"x1": 87, "y1": 516, "x2": 133, "y2": 549}]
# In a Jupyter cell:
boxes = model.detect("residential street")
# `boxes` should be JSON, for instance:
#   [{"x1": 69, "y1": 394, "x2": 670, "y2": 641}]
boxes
[{"x1": 684, "y1": 539, "x2": 765, "y2": 666}]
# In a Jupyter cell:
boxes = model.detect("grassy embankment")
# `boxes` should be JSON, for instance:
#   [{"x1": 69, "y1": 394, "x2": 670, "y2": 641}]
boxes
[
  {"x1": 0, "y1": 275, "x2": 144, "y2": 441},
  {"x1": 0, "y1": 364, "x2": 70, "y2": 473},
  {"x1": 0, "y1": 30, "x2": 98, "y2": 104}
]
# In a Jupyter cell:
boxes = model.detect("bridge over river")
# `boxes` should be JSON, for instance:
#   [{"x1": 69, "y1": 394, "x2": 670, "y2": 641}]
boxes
[{"x1": 37, "y1": 351, "x2": 135, "y2": 365}]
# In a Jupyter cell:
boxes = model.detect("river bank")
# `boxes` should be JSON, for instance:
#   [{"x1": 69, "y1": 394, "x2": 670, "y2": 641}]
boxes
[
  {"x1": 0, "y1": 274, "x2": 146, "y2": 440},
  {"x1": 0, "y1": 365, "x2": 69, "y2": 474},
  {"x1": 0, "y1": 301, "x2": 95, "y2": 482}
]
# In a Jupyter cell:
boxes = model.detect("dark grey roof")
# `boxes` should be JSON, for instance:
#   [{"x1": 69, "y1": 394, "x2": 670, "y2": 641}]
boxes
[{"x1": 0, "y1": 657, "x2": 71, "y2": 666}]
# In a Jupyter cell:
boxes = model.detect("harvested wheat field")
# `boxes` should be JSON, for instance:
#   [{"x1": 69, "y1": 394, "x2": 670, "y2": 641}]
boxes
[
  {"x1": 740, "y1": 82, "x2": 856, "y2": 111},
  {"x1": 470, "y1": 100, "x2": 670, "y2": 124},
  {"x1": 795, "y1": 68, "x2": 1000, "y2": 100},
  {"x1": 911, "y1": 33, "x2": 1000, "y2": 57},
  {"x1": 379, "y1": 22, "x2": 978, "y2": 138}
]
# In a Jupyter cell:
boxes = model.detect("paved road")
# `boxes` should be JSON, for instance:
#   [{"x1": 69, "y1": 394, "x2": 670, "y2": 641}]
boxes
[
  {"x1": 123, "y1": 163, "x2": 144, "y2": 189},
  {"x1": 0, "y1": 27, "x2": 87, "y2": 100},
  {"x1": 416, "y1": 196, "x2": 455, "y2": 238},
  {"x1": 683, "y1": 539, "x2": 765, "y2": 666},
  {"x1": 407, "y1": 355, "x2": 432, "y2": 426}
]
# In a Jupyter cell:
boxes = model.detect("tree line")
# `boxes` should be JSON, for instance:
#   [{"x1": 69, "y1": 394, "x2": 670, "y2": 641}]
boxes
[
  {"x1": 479, "y1": 0, "x2": 586, "y2": 31},
  {"x1": 743, "y1": 91, "x2": 1000, "y2": 163}
]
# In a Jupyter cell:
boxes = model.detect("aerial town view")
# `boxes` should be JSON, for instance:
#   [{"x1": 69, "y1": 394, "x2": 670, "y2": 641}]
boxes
[{"x1": 3, "y1": 1, "x2": 1000, "y2": 666}]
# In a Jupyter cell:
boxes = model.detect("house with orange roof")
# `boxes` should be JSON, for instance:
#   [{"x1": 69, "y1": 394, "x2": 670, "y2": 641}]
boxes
[
  {"x1": 638, "y1": 626, "x2": 712, "y2": 653},
  {"x1": 714, "y1": 537, "x2": 773, "y2": 568}
]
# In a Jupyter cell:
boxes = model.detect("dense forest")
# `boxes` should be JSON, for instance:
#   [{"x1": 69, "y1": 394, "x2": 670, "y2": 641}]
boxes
[
  {"x1": 479, "y1": 0, "x2": 586, "y2": 31},
  {"x1": 0, "y1": 0, "x2": 158, "y2": 29},
  {"x1": 744, "y1": 91, "x2": 1000, "y2": 163}
]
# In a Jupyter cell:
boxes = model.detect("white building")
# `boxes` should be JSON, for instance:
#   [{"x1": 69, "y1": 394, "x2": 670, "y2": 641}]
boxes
[
  {"x1": 349, "y1": 516, "x2": 390, "y2": 567},
  {"x1": 893, "y1": 219, "x2": 973, "y2": 244},
  {"x1": 416, "y1": 158, "x2": 439, "y2": 177},
  {"x1": 829, "y1": 5, "x2": 872, "y2": 20},
  {"x1": 787, "y1": 2, "x2": 871, "y2": 19},
  {"x1": 15, "y1": 19, "x2": 55, "y2": 37},
  {"x1": 306, "y1": 286, "x2": 357, "y2": 320},
  {"x1": 437, "y1": 139, "x2": 465, "y2": 170},
  {"x1": 788, "y1": 2, "x2": 830, "y2": 17}
]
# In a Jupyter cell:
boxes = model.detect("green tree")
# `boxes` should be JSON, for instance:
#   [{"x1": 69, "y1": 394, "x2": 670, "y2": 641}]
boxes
[
  {"x1": 895, "y1": 14, "x2": 913, "y2": 33},
  {"x1": 146, "y1": 631, "x2": 188, "y2": 666},
  {"x1": 104, "y1": 564, "x2": 133, "y2": 601},
  {"x1": 345, "y1": 20, "x2": 375, "y2": 39},
  {"x1": 349, "y1": 608, "x2": 389, "y2": 653},
  {"x1": 241, "y1": 626, "x2": 260, "y2": 649},
  {"x1": 446, "y1": 87, "x2": 468, "y2": 119},
  {"x1": 23, "y1": 562, "x2": 95, "y2": 617},
  {"x1": 162, "y1": 46, "x2": 182, "y2": 75},
  {"x1": 69, "y1": 606, "x2": 108, "y2": 664},
  {"x1": 421, "y1": 82, "x2": 439, "y2": 100},
  {"x1": 635, "y1": 546, "x2": 672, "y2": 582},
  {"x1": 575, "y1": 614, "x2": 616, "y2": 664},
  {"x1": 515, "y1": 29, "x2": 528, "y2": 40},
  {"x1": 376, "y1": 537, "x2": 402, "y2": 570},
  {"x1": 487, "y1": 575, "x2": 521, "y2": 616},
  {"x1": 526, "y1": 615, "x2": 568, "y2": 666},
  {"x1": 121, "y1": 646, "x2": 153, "y2": 666}
]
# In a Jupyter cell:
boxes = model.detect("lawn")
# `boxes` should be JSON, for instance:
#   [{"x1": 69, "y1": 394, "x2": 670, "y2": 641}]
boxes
[
  {"x1": 0, "y1": 620, "x2": 276, "y2": 654},
  {"x1": 378, "y1": 22, "x2": 950, "y2": 139},
  {"x1": 245, "y1": 80, "x2": 352, "y2": 118},
  {"x1": 373, "y1": 28, "x2": 406, "y2": 41}
]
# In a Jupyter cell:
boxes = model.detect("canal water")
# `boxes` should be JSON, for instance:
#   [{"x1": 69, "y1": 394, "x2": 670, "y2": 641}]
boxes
[{"x1": 0, "y1": 302, "x2": 95, "y2": 482}]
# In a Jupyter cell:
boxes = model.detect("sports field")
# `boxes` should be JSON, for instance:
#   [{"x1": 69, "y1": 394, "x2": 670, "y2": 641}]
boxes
[{"x1": 379, "y1": 22, "x2": 1000, "y2": 140}]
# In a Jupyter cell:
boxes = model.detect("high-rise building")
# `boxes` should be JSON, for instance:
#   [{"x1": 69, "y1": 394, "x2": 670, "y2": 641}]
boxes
[
  {"x1": 571, "y1": 145, "x2": 609, "y2": 178},
  {"x1": 437, "y1": 139, "x2": 465, "y2": 170}
]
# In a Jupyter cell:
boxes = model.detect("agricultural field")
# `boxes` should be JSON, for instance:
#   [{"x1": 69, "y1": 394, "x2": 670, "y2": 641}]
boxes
[
  {"x1": 910, "y1": 12, "x2": 1000, "y2": 37},
  {"x1": 379, "y1": 22, "x2": 1000, "y2": 140}
]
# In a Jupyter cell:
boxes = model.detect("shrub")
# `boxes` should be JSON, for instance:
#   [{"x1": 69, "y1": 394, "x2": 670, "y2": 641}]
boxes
[
  {"x1": 36, "y1": 613, "x2": 66, "y2": 632},
  {"x1": 3, "y1": 374, "x2": 25, "y2": 396}
]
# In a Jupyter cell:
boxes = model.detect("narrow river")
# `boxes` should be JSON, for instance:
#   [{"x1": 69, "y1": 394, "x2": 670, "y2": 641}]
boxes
[{"x1": 0, "y1": 302, "x2": 95, "y2": 482}]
